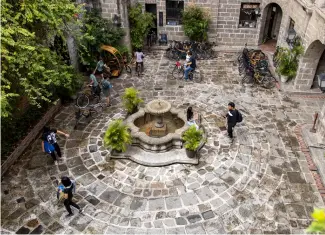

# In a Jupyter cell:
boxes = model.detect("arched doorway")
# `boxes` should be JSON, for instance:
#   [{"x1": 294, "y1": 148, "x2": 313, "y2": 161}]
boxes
[
  {"x1": 295, "y1": 40, "x2": 325, "y2": 90},
  {"x1": 259, "y1": 3, "x2": 283, "y2": 51}
]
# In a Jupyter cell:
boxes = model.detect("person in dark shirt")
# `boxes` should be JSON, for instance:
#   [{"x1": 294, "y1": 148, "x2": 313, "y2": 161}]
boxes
[
  {"x1": 60, "y1": 176, "x2": 82, "y2": 217},
  {"x1": 184, "y1": 51, "x2": 196, "y2": 81},
  {"x1": 225, "y1": 102, "x2": 238, "y2": 139},
  {"x1": 41, "y1": 126, "x2": 69, "y2": 165}
]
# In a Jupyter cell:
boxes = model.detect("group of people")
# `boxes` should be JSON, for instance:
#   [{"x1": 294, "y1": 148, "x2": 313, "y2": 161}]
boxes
[
  {"x1": 89, "y1": 56, "x2": 112, "y2": 106},
  {"x1": 186, "y1": 102, "x2": 242, "y2": 140},
  {"x1": 41, "y1": 127, "x2": 81, "y2": 217}
]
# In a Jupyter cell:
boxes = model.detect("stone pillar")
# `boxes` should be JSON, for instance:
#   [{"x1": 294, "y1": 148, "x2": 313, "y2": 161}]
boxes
[
  {"x1": 316, "y1": 102, "x2": 325, "y2": 142},
  {"x1": 294, "y1": 40, "x2": 325, "y2": 91},
  {"x1": 120, "y1": 0, "x2": 132, "y2": 52}
]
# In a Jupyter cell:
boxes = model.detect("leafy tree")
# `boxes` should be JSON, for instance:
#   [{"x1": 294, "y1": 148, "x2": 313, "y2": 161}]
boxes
[
  {"x1": 182, "y1": 4, "x2": 210, "y2": 42},
  {"x1": 1, "y1": 0, "x2": 83, "y2": 118},
  {"x1": 78, "y1": 9, "x2": 125, "y2": 68},
  {"x1": 128, "y1": 3, "x2": 155, "y2": 49}
]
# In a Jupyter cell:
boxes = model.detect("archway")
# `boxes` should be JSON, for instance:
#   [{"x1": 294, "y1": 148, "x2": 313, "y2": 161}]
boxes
[
  {"x1": 259, "y1": 3, "x2": 283, "y2": 51},
  {"x1": 295, "y1": 40, "x2": 325, "y2": 90}
]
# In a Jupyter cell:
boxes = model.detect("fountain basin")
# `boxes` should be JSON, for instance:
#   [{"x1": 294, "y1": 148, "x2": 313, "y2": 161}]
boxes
[{"x1": 124, "y1": 107, "x2": 189, "y2": 152}]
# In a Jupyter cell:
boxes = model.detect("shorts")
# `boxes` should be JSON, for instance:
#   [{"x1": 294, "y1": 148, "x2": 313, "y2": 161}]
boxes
[{"x1": 102, "y1": 89, "x2": 110, "y2": 97}]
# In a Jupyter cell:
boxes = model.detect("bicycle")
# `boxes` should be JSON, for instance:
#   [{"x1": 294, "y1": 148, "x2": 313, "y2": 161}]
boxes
[
  {"x1": 172, "y1": 61, "x2": 201, "y2": 83},
  {"x1": 76, "y1": 83, "x2": 101, "y2": 108},
  {"x1": 74, "y1": 103, "x2": 104, "y2": 129},
  {"x1": 242, "y1": 67, "x2": 276, "y2": 89}
]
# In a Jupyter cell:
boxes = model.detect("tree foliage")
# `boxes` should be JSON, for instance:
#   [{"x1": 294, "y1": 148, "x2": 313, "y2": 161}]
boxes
[
  {"x1": 78, "y1": 9, "x2": 125, "y2": 68},
  {"x1": 1, "y1": 0, "x2": 83, "y2": 118},
  {"x1": 128, "y1": 3, "x2": 155, "y2": 49},
  {"x1": 182, "y1": 4, "x2": 210, "y2": 42}
]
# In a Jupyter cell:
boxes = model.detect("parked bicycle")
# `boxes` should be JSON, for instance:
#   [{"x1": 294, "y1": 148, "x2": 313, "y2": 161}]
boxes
[
  {"x1": 242, "y1": 66, "x2": 276, "y2": 89},
  {"x1": 171, "y1": 61, "x2": 201, "y2": 83},
  {"x1": 74, "y1": 103, "x2": 104, "y2": 129},
  {"x1": 76, "y1": 83, "x2": 101, "y2": 108}
]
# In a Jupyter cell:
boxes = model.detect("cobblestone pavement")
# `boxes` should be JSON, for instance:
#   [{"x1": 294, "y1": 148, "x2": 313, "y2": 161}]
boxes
[{"x1": 2, "y1": 51, "x2": 325, "y2": 234}]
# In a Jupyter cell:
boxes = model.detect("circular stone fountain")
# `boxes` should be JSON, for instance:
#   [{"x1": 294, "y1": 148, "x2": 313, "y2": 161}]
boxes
[
  {"x1": 124, "y1": 99, "x2": 188, "y2": 152},
  {"x1": 146, "y1": 99, "x2": 171, "y2": 128}
]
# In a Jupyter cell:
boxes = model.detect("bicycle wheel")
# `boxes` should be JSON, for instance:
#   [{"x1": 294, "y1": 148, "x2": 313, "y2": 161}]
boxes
[
  {"x1": 172, "y1": 66, "x2": 184, "y2": 79},
  {"x1": 89, "y1": 108, "x2": 100, "y2": 119},
  {"x1": 242, "y1": 75, "x2": 252, "y2": 84},
  {"x1": 193, "y1": 72, "x2": 202, "y2": 83},
  {"x1": 76, "y1": 94, "x2": 89, "y2": 108},
  {"x1": 126, "y1": 65, "x2": 132, "y2": 73},
  {"x1": 261, "y1": 75, "x2": 275, "y2": 89}
]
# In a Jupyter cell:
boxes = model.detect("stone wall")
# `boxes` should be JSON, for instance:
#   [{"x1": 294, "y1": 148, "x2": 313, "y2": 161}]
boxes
[{"x1": 1, "y1": 100, "x2": 62, "y2": 177}]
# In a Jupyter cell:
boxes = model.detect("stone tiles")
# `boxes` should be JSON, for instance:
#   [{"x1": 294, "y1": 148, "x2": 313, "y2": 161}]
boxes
[{"x1": 1, "y1": 50, "x2": 325, "y2": 234}]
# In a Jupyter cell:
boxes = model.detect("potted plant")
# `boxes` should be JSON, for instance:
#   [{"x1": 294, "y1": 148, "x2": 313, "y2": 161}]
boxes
[
  {"x1": 104, "y1": 119, "x2": 132, "y2": 153},
  {"x1": 122, "y1": 87, "x2": 143, "y2": 114},
  {"x1": 277, "y1": 45, "x2": 304, "y2": 83},
  {"x1": 182, "y1": 125, "x2": 204, "y2": 158}
]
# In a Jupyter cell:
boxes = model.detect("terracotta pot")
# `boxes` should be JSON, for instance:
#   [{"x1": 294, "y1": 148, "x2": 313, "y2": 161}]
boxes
[{"x1": 185, "y1": 148, "x2": 196, "y2": 158}]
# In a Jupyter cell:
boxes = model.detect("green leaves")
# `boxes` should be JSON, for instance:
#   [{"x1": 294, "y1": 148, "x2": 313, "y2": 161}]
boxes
[
  {"x1": 1, "y1": 0, "x2": 82, "y2": 118},
  {"x1": 307, "y1": 208, "x2": 325, "y2": 233},
  {"x1": 182, "y1": 4, "x2": 210, "y2": 42},
  {"x1": 128, "y1": 3, "x2": 155, "y2": 49},
  {"x1": 77, "y1": 9, "x2": 125, "y2": 67},
  {"x1": 122, "y1": 88, "x2": 143, "y2": 114},
  {"x1": 104, "y1": 119, "x2": 132, "y2": 152},
  {"x1": 182, "y1": 125, "x2": 204, "y2": 151},
  {"x1": 277, "y1": 44, "x2": 304, "y2": 79}
]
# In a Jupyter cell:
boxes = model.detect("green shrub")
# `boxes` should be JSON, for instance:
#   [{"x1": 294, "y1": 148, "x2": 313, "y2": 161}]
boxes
[
  {"x1": 128, "y1": 3, "x2": 155, "y2": 49},
  {"x1": 104, "y1": 119, "x2": 132, "y2": 152},
  {"x1": 122, "y1": 88, "x2": 143, "y2": 114},
  {"x1": 182, "y1": 125, "x2": 204, "y2": 151},
  {"x1": 78, "y1": 9, "x2": 125, "y2": 68},
  {"x1": 277, "y1": 44, "x2": 304, "y2": 80},
  {"x1": 307, "y1": 208, "x2": 325, "y2": 233},
  {"x1": 182, "y1": 4, "x2": 210, "y2": 42}
]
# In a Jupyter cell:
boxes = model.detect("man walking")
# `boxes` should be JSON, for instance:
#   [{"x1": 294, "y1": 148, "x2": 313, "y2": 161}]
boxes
[
  {"x1": 42, "y1": 126, "x2": 69, "y2": 164},
  {"x1": 59, "y1": 176, "x2": 83, "y2": 217},
  {"x1": 225, "y1": 102, "x2": 238, "y2": 139},
  {"x1": 134, "y1": 48, "x2": 144, "y2": 74}
]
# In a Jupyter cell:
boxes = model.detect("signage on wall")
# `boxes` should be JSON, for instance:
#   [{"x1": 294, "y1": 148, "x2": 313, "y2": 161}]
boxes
[
  {"x1": 242, "y1": 3, "x2": 259, "y2": 9},
  {"x1": 159, "y1": 12, "x2": 163, "y2": 26}
]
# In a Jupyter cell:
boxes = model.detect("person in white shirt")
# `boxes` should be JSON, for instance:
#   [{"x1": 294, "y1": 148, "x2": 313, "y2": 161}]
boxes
[{"x1": 134, "y1": 48, "x2": 144, "y2": 74}]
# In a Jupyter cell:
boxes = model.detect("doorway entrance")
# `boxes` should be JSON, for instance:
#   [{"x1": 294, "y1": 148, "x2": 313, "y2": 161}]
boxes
[
  {"x1": 259, "y1": 3, "x2": 283, "y2": 52},
  {"x1": 145, "y1": 4, "x2": 157, "y2": 36}
]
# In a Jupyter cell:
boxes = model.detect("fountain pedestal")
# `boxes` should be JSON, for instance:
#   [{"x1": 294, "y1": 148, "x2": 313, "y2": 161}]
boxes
[{"x1": 155, "y1": 115, "x2": 164, "y2": 128}]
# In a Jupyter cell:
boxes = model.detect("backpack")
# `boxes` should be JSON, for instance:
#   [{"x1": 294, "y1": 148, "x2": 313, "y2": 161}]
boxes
[
  {"x1": 57, "y1": 180, "x2": 76, "y2": 202},
  {"x1": 236, "y1": 110, "x2": 243, "y2": 123},
  {"x1": 44, "y1": 141, "x2": 55, "y2": 153},
  {"x1": 102, "y1": 80, "x2": 111, "y2": 89}
]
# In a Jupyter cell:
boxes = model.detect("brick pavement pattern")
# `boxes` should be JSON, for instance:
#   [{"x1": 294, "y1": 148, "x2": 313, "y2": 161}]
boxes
[{"x1": 1, "y1": 51, "x2": 325, "y2": 234}]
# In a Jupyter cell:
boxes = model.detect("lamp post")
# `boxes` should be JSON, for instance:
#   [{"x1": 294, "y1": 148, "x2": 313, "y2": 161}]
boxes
[
  {"x1": 287, "y1": 28, "x2": 296, "y2": 46},
  {"x1": 113, "y1": 14, "x2": 121, "y2": 27},
  {"x1": 318, "y1": 73, "x2": 325, "y2": 92}
]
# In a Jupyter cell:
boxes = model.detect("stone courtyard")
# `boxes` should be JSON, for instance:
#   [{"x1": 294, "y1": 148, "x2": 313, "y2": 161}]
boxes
[{"x1": 1, "y1": 50, "x2": 325, "y2": 234}]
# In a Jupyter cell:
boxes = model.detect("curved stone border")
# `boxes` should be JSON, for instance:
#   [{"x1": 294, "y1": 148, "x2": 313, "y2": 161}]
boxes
[
  {"x1": 294, "y1": 124, "x2": 325, "y2": 203},
  {"x1": 124, "y1": 107, "x2": 189, "y2": 152},
  {"x1": 111, "y1": 146, "x2": 199, "y2": 167}
]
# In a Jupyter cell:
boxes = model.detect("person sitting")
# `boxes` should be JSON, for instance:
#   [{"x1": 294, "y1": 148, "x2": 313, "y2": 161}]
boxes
[
  {"x1": 184, "y1": 51, "x2": 196, "y2": 81},
  {"x1": 187, "y1": 106, "x2": 199, "y2": 129}
]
